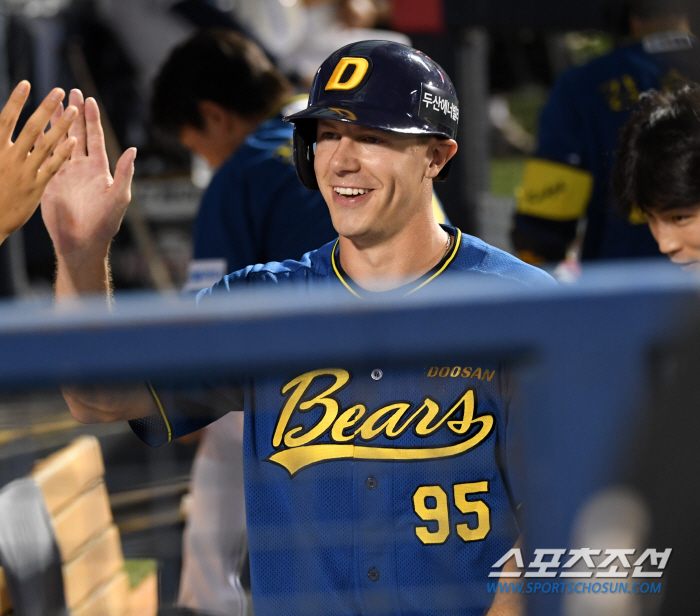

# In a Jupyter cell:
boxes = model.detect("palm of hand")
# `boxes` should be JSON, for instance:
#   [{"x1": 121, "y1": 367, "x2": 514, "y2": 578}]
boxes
[
  {"x1": 0, "y1": 152, "x2": 47, "y2": 237},
  {"x1": 43, "y1": 153, "x2": 125, "y2": 257},
  {"x1": 41, "y1": 95, "x2": 134, "y2": 260}
]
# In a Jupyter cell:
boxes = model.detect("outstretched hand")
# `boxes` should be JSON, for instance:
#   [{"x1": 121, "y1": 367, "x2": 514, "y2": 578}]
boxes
[
  {"x1": 42, "y1": 89, "x2": 136, "y2": 262},
  {"x1": 0, "y1": 81, "x2": 78, "y2": 244}
]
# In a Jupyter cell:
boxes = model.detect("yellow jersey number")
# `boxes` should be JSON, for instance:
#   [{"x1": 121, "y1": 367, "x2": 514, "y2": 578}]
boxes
[
  {"x1": 412, "y1": 480, "x2": 491, "y2": 545},
  {"x1": 600, "y1": 74, "x2": 640, "y2": 112}
]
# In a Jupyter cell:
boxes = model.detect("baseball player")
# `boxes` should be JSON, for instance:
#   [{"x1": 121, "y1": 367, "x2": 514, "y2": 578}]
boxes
[
  {"x1": 152, "y1": 29, "x2": 337, "y2": 288},
  {"x1": 43, "y1": 41, "x2": 554, "y2": 615},
  {"x1": 512, "y1": 0, "x2": 700, "y2": 264},
  {"x1": 0, "y1": 81, "x2": 77, "y2": 247},
  {"x1": 613, "y1": 84, "x2": 700, "y2": 271}
]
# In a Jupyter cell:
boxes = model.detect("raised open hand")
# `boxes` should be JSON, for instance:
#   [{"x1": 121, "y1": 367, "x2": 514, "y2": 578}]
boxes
[
  {"x1": 0, "y1": 81, "x2": 77, "y2": 244},
  {"x1": 42, "y1": 89, "x2": 136, "y2": 262}
]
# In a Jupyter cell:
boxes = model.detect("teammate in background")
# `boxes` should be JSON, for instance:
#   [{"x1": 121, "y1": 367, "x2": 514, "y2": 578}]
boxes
[
  {"x1": 512, "y1": 0, "x2": 700, "y2": 266},
  {"x1": 0, "y1": 82, "x2": 77, "y2": 247},
  {"x1": 43, "y1": 41, "x2": 554, "y2": 616},
  {"x1": 152, "y1": 29, "x2": 337, "y2": 288},
  {"x1": 613, "y1": 85, "x2": 700, "y2": 271},
  {"x1": 151, "y1": 30, "x2": 337, "y2": 613}
]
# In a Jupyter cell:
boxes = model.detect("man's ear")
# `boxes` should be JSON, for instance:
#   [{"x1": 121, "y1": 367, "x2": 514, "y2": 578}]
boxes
[
  {"x1": 197, "y1": 100, "x2": 230, "y2": 132},
  {"x1": 426, "y1": 139, "x2": 458, "y2": 179}
]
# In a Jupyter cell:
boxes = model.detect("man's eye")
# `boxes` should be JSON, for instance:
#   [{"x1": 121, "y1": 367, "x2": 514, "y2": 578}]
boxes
[
  {"x1": 672, "y1": 214, "x2": 692, "y2": 223},
  {"x1": 363, "y1": 136, "x2": 382, "y2": 144}
]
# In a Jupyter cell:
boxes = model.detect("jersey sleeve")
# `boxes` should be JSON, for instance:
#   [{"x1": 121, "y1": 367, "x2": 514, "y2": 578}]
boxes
[
  {"x1": 129, "y1": 380, "x2": 245, "y2": 447},
  {"x1": 512, "y1": 72, "x2": 594, "y2": 263}
]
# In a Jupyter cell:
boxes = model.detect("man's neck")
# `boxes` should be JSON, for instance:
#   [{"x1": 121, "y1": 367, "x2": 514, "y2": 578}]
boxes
[{"x1": 338, "y1": 219, "x2": 450, "y2": 292}]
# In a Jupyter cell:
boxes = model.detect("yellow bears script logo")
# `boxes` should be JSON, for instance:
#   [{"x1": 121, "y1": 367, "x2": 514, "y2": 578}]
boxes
[
  {"x1": 325, "y1": 57, "x2": 370, "y2": 91},
  {"x1": 266, "y1": 369, "x2": 494, "y2": 476}
]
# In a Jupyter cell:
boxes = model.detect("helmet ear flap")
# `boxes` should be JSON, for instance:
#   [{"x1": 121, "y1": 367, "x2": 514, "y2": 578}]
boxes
[{"x1": 293, "y1": 123, "x2": 319, "y2": 190}]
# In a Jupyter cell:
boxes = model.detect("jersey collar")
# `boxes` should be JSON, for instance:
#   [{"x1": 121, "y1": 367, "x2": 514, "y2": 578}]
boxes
[{"x1": 331, "y1": 225, "x2": 461, "y2": 299}]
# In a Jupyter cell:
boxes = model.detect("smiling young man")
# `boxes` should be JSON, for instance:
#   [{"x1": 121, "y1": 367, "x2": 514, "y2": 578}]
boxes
[
  {"x1": 614, "y1": 85, "x2": 700, "y2": 271},
  {"x1": 43, "y1": 41, "x2": 553, "y2": 616},
  {"x1": 313, "y1": 119, "x2": 455, "y2": 290}
]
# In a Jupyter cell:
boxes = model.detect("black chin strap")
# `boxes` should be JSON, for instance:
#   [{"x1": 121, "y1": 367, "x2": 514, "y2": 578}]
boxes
[{"x1": 0, "y1": 478, "x2": 67, "y2": 615}]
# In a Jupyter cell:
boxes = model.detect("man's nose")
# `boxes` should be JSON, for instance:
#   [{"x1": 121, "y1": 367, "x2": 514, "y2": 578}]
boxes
[
  {"x1": 653, "y1": 223, "x2": 682, "y2": 256},
  {"x1": 329, "y1": 136, "x2": 361, "y2": 175}
]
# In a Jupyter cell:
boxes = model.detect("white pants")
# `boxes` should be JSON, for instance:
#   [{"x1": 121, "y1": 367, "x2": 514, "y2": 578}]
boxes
[{"x1": 178, "y1": 413, "x2": 248, "y2": 616}]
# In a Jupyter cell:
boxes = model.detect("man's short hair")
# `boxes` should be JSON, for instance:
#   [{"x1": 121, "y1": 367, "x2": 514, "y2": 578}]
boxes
[
  {"x1": 151, "y1": 29, "x2": 289, "y2": 133},
  {"x1": 613, "y1": 84, "x2": 700, "y2": 217}
]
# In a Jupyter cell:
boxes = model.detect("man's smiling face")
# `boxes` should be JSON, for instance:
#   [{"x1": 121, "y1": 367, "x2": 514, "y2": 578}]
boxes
[{"x1": 313, "y1": 119, "x2": 437, "y2": 246}]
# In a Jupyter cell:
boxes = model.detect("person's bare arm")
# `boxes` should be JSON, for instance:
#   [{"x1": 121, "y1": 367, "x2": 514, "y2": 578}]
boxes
[
  {"x1": 62, "y1": 384, "x2": 158, "y2": 424},
  {"x1": 42, "y1": 89, "x2": 155, "y2": 423},
  {"x1": 0, "y1": 81, "x2": 78, "y2": 244}
]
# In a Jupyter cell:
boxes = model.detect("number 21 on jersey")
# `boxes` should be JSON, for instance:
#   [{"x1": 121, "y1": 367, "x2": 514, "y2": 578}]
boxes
[{"x1": 413, "y1": 481, "x2": 491, "y2": 544}]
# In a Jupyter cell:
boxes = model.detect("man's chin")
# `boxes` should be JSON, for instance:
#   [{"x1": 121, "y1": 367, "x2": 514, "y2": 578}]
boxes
[
  {"x1": 680, "y1": 261, "x2": 700, "y2": 273},
  {"x1": 329, "y1": 217, "x2": 373, "y2": 243}
]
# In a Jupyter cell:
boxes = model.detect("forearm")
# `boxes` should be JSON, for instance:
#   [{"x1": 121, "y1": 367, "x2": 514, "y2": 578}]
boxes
[
  {"x1": 54, "y1": 247, "x2": 112, "y2": 301},
  {"x1": 63, "y1": 383, "x2": 156, "y2": 424}
]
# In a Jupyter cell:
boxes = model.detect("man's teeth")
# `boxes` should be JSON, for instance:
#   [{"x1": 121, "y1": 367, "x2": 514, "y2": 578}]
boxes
[{"x1": 334, "y1": 187, "x2": 370, "y2": 196}]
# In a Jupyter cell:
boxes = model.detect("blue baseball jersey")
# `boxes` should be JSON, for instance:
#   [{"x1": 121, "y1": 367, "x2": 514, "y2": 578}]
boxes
[
  {"x1": 133, "y1": 227, "x2": 554, "y2": 616},
  {"x1": 513, "y1": 32, "x2": 700, "y2": 262},
  {"x1": 191, "y1": 108, "x2": 337, "y2": 273}
]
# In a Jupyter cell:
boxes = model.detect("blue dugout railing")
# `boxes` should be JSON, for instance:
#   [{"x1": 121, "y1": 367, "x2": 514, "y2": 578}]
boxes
[{"x1": 0, "y1": 260, "x2": 696, "y2": 615}]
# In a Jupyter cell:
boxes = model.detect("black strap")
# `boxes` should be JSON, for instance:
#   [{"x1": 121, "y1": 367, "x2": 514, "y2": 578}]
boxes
[{"x1": 0, "y1": 478, "x2": 67, "y2": 615}]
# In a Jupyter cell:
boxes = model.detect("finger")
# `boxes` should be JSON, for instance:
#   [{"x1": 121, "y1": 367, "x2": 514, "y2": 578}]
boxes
[
  {"x1": 0, "y1": 81, "x2": 30, "y2": 144},
  {"x1": 14, "y1": 87, "x2": 65, "y2": 155},
  {"x1": 33, "y1": 102, "x2": 62, "y2": 151},
  {"x1": 111, "y1": 147, "x2": 137, "y2": 202},
  {"x1": 29, "y1": 105, "x2": 78, "y2": 172},
  {"x1": 49, "y1": 100, "x2": 63, "y2": 128},
  {"x1": 49, "y1": 102, "x2": 67, "y2": 148},
  {"x1": 37, "y1": 136, "x2": 77, "y2": 182},
  {"x1": 67, "y1": 89, "x2": 86, "y2": 157},
  {"x1": 84, "y1": 97, "x2": 109, "y2": 163},
  {"x1": 33, "y1": 130, "x2": 43, "y2": 152}
]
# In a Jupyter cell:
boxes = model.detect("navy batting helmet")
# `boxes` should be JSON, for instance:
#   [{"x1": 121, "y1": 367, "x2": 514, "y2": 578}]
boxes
[{"x1": 284, "y1": 40, "x2": 459, "y2": 190}]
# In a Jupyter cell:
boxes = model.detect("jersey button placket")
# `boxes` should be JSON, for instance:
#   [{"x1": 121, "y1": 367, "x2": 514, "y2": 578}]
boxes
[{"x1": 356, "y1": 368, "x2": 399, "y2": 613}]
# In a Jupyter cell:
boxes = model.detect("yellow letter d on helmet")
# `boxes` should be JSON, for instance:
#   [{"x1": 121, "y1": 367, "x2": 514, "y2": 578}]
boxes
[{"x1": 325, "y1": 57, "x2": 370, "y2": 91}]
